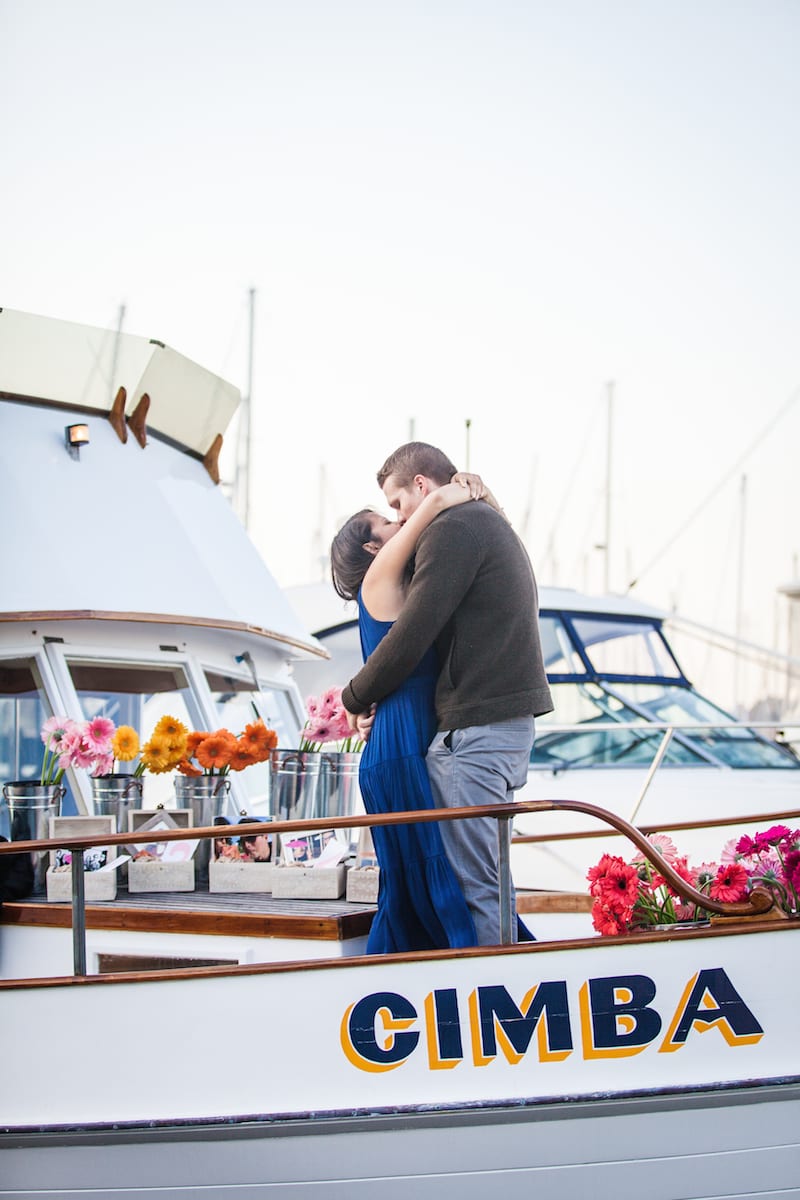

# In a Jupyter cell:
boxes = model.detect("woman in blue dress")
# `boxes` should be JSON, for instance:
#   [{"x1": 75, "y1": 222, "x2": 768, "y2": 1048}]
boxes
[{"x1": 330, "y1": 474, "x2": 501, "y2": 953}]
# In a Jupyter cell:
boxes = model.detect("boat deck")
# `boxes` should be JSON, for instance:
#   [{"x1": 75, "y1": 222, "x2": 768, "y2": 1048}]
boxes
[
  {"x1": 0, "y1": 889, "x2": 378, "y2": 945},
  {"x1": 0, "y1": 888, "x2": 591, "y2": 947}
]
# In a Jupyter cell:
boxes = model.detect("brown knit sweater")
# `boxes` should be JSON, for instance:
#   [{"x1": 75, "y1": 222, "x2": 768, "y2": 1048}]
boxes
[{"x1": 341, "y1": 501, "x2": 553, "y2": 730}]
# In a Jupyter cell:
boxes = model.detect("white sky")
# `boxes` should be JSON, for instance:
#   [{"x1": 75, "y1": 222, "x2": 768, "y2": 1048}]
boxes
[{"x1": 2, "y1": 0, "x2": 799, "y2": 653}]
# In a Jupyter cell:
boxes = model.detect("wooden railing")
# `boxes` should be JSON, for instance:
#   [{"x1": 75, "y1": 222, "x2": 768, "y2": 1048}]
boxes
[{"x1": 0, "y1": 798, "x2": 777, "y2": 976}]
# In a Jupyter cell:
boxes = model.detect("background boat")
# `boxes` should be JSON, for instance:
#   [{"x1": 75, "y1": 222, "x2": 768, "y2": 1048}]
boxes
[{"x1": 287, "y1": 580, "x2": 800, "y2": 907}]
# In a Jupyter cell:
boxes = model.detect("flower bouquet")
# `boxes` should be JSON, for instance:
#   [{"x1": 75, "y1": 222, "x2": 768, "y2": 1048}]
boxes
[
  {"x1": 299, "y1": 687, "x2": 364, "y2": 752},
  {"x1": 112, "y1": 715, "x2": 279, "y2": 778},
  {"x1": 587, "y1": 824, "x2": 800, "y2": 936},
  {"x1": 40, "y1": 715, "x2": 130, "y2": 784},
  {"x1": 731, "y1": 824, "x2": 800, "y2": 917}
]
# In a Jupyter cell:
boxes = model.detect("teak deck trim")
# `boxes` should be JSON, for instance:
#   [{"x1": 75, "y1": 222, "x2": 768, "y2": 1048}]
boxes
[{"x1": 0, "y1": 896, "x2": 375, "y2": 942}]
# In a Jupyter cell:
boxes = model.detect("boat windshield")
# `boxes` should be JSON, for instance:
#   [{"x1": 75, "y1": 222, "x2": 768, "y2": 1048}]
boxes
[
  {"x1": 608, "y1": 683, "x2": 799, "y2": 768},
  {"x1": 532, "y1": 681, "x2": 704, "y2": 770},
  {"x1": 534, "y1": 611, "x2": 799, "y2": 770}
]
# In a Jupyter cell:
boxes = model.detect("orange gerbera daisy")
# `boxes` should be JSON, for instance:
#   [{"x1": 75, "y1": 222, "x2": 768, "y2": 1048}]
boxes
[
  {"x1": 239, "y1": 720, "x2": 278, "y2": 761},
  {"x1": 195, "y1": 730, "x2": 237, "y2": 771},
  {"x1": 228, "y1": 742, "x2": 259, "y2": 772},
  {"x1": 176, "y1": 758, "x2": 203, "y2": 777},
  {"x1": 186, "y1": 730, "x2": 209, "y2": 757}
]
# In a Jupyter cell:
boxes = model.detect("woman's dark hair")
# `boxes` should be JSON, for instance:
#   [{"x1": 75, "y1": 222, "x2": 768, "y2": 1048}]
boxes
[{"x1": 330, "y1": 509, "x2": 376, "y2": 601}]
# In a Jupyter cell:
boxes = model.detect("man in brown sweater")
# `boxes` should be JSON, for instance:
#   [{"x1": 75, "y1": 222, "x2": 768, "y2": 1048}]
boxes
[{"x1": 342, "y1": 442, "x2": 553, "y2": 945}]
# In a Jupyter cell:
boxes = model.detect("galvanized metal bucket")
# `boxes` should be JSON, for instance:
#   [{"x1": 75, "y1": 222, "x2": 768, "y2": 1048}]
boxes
[
  {"x1": 271, "y1": 750, "x2": 361, "y2": 848},
  {"x1": 271, "y1": 751, "x2": 322, "y2": 824},
  {"x1": 90, "y1": 774, "x2": 143, "y2": 834},
  {"x1": 173, "y1": 775, "x2": 231, "y2": 886},
  {"x1": 1, "y1": 781, "x2": 65, "y2": 893}
]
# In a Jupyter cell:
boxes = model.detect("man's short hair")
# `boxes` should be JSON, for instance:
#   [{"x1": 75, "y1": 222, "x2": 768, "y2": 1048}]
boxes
[{"x1": 377, "y1": 442, "x2": 457, "y2": 490}]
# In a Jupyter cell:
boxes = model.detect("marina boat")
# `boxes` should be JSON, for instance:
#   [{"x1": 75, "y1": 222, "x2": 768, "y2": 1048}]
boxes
[{"x1": 1, "y1": 309, "x2": 798, "y2": 1198}]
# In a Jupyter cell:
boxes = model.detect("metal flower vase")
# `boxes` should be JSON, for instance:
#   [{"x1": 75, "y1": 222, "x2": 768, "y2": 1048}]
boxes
[
  {"x1": 1, "y1": 781, "x2": 66, "y2": 893},
  {"x1": 272, "y1": 750, "x2": 362, "y2": 849},
  {"x1": 174, "y1": 775, "x2": 231, "y2": 886},
  {"x1": 90, "y1": 774, "x2": 143, "y2": 834},
  {"x1": 90, "y1": 774, "x2": 144, "y2": 882}
]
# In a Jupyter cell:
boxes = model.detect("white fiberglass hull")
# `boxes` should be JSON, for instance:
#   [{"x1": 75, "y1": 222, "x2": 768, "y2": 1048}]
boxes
[{"x1": 2, "y1": 923, "x2": 798, "y2": 1198}]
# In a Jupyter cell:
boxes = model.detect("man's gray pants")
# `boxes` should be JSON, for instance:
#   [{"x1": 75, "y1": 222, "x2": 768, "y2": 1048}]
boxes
[{"x1": 426, "y1": 717, "x2": 535, "y2": 946}]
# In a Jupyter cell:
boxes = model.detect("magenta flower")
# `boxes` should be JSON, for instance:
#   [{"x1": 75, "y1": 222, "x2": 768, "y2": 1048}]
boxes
[{"x1": 754, "y1": 825, "x2": 792, "y2": 850}]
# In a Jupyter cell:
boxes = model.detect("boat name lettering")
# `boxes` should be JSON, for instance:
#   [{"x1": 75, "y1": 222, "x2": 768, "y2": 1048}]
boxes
[{"x1": 339, "y1": 970, "x2": 763, "y2": 1072}]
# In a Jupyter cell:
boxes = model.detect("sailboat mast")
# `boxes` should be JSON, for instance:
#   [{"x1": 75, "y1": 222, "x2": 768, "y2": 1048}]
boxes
[
  {"x1": 237, "y1": 287, "x2": 255, "y2": 530},
  {"x1": 603, "y1": 380, "x2": 614, "y2": 593}
]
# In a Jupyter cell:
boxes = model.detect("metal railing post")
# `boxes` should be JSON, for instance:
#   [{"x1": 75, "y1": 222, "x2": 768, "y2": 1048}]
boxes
[
  {"x1": 497, "y1": 814, "x2": 514, "y2": 945},
  {"x1": 71, "y1": 848, "x2": 87, "y2": 976},
  {"x1": 629, "y1": 728, "x2": 674, "y2": 824}
]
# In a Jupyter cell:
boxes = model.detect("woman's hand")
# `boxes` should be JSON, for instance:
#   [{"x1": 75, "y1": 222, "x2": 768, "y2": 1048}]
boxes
[
  {"x1": 451, "y1": 471, "x2": 487, "y2": 499},
  {"x1": 450, "y1": 472, "x2": 509, "y2": 521}
]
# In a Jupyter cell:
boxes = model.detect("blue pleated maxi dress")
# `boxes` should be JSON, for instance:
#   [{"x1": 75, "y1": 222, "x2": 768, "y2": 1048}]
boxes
[{"x1": 357, "y1": 591, "x2": 477, "y2": 953}]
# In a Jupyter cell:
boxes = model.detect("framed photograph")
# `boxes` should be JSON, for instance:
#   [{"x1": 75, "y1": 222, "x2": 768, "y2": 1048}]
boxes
[
  {"x1": 53, "y1": 846, "x2": 109, "y2": 872},
  {"x1": 233, "y1": 816, "x2": 275, "y2": 863},
  {"x1": 281, "y1": 828, "x2": 348, "y2": 866},
  {"x1": 126, "y1": 811, "x2": 200, "y2": 863},
  {"x1": 49, "y1": 815, "x2": 115, "y2": 873}
]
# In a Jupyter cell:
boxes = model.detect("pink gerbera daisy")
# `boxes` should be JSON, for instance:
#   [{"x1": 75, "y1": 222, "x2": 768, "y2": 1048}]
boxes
[
  {"x1": 633, "y1": 832, "x2": 679, "y2": 865},
  {"x1": 41, "y1": 716, "x2": 75, "y2": 749},
  {"x1": 84, "y1": 716, "x2": 115, "y2": 752}
]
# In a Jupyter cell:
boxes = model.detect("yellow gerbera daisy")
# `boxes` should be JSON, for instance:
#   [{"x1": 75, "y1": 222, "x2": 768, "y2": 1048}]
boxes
[
  {"x1": 140, "y1": 734, "x2": 176, "y2": 775},
  {"x1": 111, "y1": 726, "x2": 140, "y2": 762},
  {"x1": 153, "y1": 715, "x2": 188, "y2": 740}
]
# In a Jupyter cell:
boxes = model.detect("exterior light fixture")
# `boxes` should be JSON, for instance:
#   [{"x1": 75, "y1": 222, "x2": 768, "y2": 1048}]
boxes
[{"x1": 65, "y1": 423, "x2": 89, "y2": 460}]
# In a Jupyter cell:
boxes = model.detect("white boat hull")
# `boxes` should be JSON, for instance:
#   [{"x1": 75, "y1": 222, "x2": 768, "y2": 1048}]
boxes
[{"x1": 2, "y1": 922, "x2": 798, "y2": 1198}]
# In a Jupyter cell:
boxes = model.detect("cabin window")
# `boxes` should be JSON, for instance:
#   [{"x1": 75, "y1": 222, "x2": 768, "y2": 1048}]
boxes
[
  {"x1": 205, "y1": 671, "x2": 297, "y2": 815},
  {"x1": 67, "y1": 660, "x2": 199, "y2": 807},
  {"x1": 0, "y1": 656, "x2": 80, "y2": 812}
]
